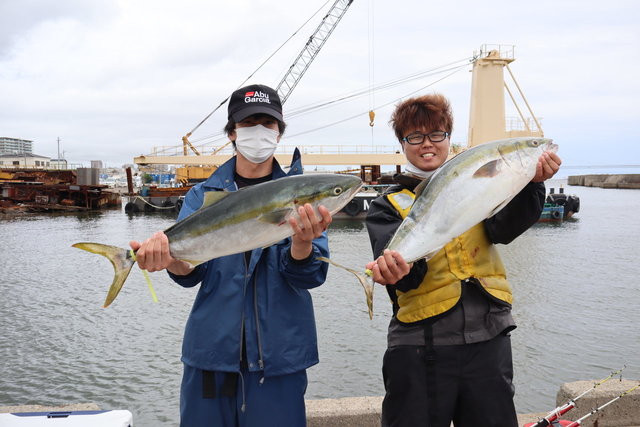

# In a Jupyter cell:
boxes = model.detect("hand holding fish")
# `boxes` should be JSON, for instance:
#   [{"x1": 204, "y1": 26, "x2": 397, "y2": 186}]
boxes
[
  {"x1": 532, "y1": 151, "x2": 562, "y2": 182},
  {"x1": 365, "y1": 249, "x2": 411, "y2": 286},
  {"x1": 130, "y1": 232, "x2": 194, "y2": 275},
  {"x1": 289, "y1": 204, "x2": 332, "y2": 260}
]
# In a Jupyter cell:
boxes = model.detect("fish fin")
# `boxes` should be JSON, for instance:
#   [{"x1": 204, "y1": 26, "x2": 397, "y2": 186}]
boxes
[
  {"x1": 473, "y1": 159, "x2": 502, "y2": 178},
  {"x1": 72, "y1": 242, "x2": 135, "y2": 308},
  {"x1": 413, "y1": 177, "x2": 430, "y2": 200},
  {"x1": 201, "y1": 191, "x2": 229, "y2": 208},
  {"x1": 258, "y1": 208, "x2": 292, "y2": 225},
  {"x1": 358, "y1": 270, "x2": 375, "y2": 320},
  {"x1": 317, "y1": 256, "x2": 375, "y2": 319}
]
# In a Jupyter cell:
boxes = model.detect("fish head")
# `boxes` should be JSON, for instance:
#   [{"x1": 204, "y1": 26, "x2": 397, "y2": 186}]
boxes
[
  {"x1": 295, "y1": 174, "x2": 363, "y2": 215},
  {"x1": 500, "y1": 137, "x2": 557, "y2": 176}
]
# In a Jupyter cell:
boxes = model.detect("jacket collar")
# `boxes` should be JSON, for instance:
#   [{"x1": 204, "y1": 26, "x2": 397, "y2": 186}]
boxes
[{"x1": 393, "y1": 173, "x2": 423, "y2": 191}]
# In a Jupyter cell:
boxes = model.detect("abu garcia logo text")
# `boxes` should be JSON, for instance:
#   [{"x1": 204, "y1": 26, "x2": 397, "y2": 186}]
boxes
[{"x1": 244, "y1": 91, "x2": 271, "y2": 104}]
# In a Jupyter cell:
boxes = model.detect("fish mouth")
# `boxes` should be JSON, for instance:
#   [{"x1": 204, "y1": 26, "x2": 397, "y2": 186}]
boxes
[
  {"x1": 347, "y1": 182, "x2": 364, "y2": 198},
  {"x1": 545, "y1": 140, "x2": 559, "y2": 153}
]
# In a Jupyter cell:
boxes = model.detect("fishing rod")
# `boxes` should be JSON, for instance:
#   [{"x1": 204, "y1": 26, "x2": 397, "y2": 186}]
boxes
[
  {"x1": 564, "y1": 382, "x2": 640, "y2": 427},
  {"x1": 526, "y1": 367, "x2": 626, "y2": 427}
]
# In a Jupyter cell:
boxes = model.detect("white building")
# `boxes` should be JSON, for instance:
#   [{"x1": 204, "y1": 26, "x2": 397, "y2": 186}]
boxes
[
  {"x1": 0, "y1": 153, "x2": 51, "y2": 168},
  {"x1": 50, "y1": 159, "x2": 69, "y2": 169},
  {"x1": 0, "y1": 137, "x2": 33, "y2": 154}
]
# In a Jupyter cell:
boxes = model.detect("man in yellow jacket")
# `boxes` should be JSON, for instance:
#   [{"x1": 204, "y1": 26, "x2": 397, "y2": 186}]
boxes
[{"x1": 365, "y1": 93, "x2": 561, "y2": 427}]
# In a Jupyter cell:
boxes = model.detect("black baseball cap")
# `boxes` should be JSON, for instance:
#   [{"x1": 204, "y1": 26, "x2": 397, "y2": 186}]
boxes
[{"x1": 227, "y1": 84, "x2": 283, "y2": 122}]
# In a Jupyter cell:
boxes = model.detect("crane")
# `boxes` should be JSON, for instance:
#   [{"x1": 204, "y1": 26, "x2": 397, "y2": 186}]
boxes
[
  {"x1": 181, "y1": 0, "x2": 355, "y2": 157},
  {"x1": 276, "y1": 0, "x2": 354, "y2": 104}
]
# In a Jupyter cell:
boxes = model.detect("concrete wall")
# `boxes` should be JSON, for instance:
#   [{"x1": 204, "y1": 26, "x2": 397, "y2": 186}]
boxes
[
  {"x1": 307, "y1": 380, "x2": 640, "y2": 426},
  {"x1": 2, "y1": 380, "x2": 639, "y2": 426},
  {"x1": 568, "y1": 174, "x2": 640, "y2": 189},
  {"x1": 555, "y1": 379, "x2": 640, "y2": 427}
]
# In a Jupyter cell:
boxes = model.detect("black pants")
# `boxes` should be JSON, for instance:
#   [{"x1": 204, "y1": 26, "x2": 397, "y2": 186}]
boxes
[{"x1": 381, "y1": 333, "x2": 518, "y2": 427}]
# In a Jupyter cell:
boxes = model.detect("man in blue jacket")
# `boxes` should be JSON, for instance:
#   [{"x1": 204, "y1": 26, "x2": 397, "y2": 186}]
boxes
[{"x1": 130, "y1": 84, "x2": 333, "y2": 427}]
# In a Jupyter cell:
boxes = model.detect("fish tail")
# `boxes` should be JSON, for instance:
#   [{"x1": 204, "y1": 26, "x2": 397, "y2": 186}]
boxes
[
  {"x1": 72, "y1": 242, "x2": 135, "y2": 308},
  {"x1": 317, "y1": 256, "x2": 375, "y2": 319}
]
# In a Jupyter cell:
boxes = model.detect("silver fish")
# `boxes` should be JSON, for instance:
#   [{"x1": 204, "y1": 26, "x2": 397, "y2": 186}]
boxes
[
  {"x1": 389, "y1": 137, "x2": 557, "y2": 261},
  {"x1": 74, "y1": 174, "x2": 363, "y2": 307},
  {"x1": 322, "y1": 137, "x2": 558, "y2": 318}
]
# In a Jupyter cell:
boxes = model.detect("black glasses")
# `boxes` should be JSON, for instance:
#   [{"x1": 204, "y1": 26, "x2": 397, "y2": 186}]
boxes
[{"x1": 402, "y1": 131, "x2": 450, "y2": 145}]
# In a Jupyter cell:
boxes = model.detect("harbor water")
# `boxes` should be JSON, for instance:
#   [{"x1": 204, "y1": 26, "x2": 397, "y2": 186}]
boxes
[{"x1": 1, "y1": 178, "x2": 639, "y2": 425}]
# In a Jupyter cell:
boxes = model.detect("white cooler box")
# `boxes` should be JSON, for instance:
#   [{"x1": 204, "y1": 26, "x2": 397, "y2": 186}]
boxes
[{"x1": 0, "y1": 410, "x2": 132, "y2": 426}]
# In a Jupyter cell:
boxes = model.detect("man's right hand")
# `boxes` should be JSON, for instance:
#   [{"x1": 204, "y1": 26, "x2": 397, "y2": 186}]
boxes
[
  {"x1": 365, "y1": 249, "x2": 411, "y2": 286},
  {"x1": 130, "y1": 231, "x2": 194, "y2": 275}
]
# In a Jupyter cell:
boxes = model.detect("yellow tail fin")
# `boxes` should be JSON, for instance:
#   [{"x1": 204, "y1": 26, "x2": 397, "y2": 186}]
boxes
[
  {"x1": 317, "y1": 256, "x2": 374, "y2": 319},
  {"x1": 72, "y1": 242, "x2": 135, "y2": 308}
]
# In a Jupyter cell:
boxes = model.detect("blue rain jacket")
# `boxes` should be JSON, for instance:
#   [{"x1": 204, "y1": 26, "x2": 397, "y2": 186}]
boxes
[{"x1": 168, "y1": 149, "x2": 329, "y2": 377}]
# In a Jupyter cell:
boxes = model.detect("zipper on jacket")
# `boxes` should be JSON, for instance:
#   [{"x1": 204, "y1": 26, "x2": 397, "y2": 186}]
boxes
[
  {"x1": 239, "y1": 254, "x2": 249, "y2": 367},
  {"x1": 253, "y1": 271, "x2": 265, "y2": 370}
]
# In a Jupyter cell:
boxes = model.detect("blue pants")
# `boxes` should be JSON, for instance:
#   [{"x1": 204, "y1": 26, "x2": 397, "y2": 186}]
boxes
[{"x1": 180, "y1": 364, "x2": 308, "y2": 427}]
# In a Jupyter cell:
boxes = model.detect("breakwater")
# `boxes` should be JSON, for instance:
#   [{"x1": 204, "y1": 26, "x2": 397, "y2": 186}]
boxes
[{"x1": 568, "y1": 174, "x2": 640, "y2": 189}]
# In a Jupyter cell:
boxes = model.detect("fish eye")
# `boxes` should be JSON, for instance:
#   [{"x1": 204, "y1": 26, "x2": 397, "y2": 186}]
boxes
[{"x1": 333, "y1": 187, "x2": 343, "y2": 195}]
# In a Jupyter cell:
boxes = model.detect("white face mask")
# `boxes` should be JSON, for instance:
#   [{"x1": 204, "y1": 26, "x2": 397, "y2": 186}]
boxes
[
  {"x1": 405, "y1": 161, "x2": 437, "y2": 179},
  {"x1": 234, "y1": 125, "x2": 279, "y2": 164}
]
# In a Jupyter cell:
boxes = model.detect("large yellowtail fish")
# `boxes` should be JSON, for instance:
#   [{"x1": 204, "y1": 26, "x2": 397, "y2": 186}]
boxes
[
  {"x1": 74, "y1": 174, "x2": 363, "y2": 308},
  {"x1": 321, "y1": 137, "x2": 558, "y2": 318}
]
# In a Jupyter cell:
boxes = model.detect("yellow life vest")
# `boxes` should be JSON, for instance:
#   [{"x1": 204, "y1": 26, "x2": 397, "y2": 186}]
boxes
[{"x1": 386, "y1": 190, "x2": 513, "y2": 324}]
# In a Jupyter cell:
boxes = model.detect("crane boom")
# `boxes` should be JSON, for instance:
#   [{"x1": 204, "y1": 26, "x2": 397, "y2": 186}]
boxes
[
  {"x1": 176, "y1": 0, "x2": 354, "y2": 160},
  {"x1": 276, "y1": 0, "x2": 354, "y2": 104}
]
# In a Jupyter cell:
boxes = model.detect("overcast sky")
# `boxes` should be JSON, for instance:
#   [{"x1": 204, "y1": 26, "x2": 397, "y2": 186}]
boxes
[{"x1": 1, "y1": 0, "x2": 639, "y2": 171}]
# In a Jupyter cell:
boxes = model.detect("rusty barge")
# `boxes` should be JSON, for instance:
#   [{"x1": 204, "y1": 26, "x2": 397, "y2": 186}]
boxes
[{"x1": 0, "y1": 168, "x2": 121, "y2": 213}]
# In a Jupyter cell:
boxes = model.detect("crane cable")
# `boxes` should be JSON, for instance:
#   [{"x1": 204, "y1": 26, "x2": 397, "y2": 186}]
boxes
[
  {"x1": 284, "y1": 63, "x2": 468, "y2": 139},
  {"x1": 182, "y1": 61, "x2": 470, "y2": 148},
  {"x1": 286, "y1": 57, "x2": 473, "y2": 117},
  {"x1": 157, "y1": 58, "x2": 472, "y2": 155},
  {"x1": 177, "y1": 58, "x2": 470, "y2": 146},
  {"x1": 368, "y1": 0, "x2": 375, "y2": 129},
  {"x1": 184, "y1": 0, "x2": 333, "y2": 138}
]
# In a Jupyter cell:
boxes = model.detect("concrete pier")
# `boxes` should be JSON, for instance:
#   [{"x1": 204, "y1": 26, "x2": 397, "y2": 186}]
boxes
[
  {"x1": 2, "y1": 380, "x2": 638, "y2": 426},
  {"x1": 306, "y1": 379, "x2": 640, "y2": 426},
  {"x1": 568, "y1": 174, "x2": 640, "y2": 189}
]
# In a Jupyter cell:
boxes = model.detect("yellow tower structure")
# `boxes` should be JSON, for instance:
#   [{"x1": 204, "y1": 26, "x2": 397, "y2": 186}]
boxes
[{"x1": 467, "y1": 45, "x2": 543, "y2": 147}]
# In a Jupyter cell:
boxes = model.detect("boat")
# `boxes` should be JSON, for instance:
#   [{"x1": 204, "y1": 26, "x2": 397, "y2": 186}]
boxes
[
  {"x1": 123, "y1": 185, "x2": 188, "y2": 214},
  {"x1": 334, "y1": 186, "x2": 385, "y2": 219},
  {"x1": 539, "y1": 187, "x2": 580, "y2": 222}
]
